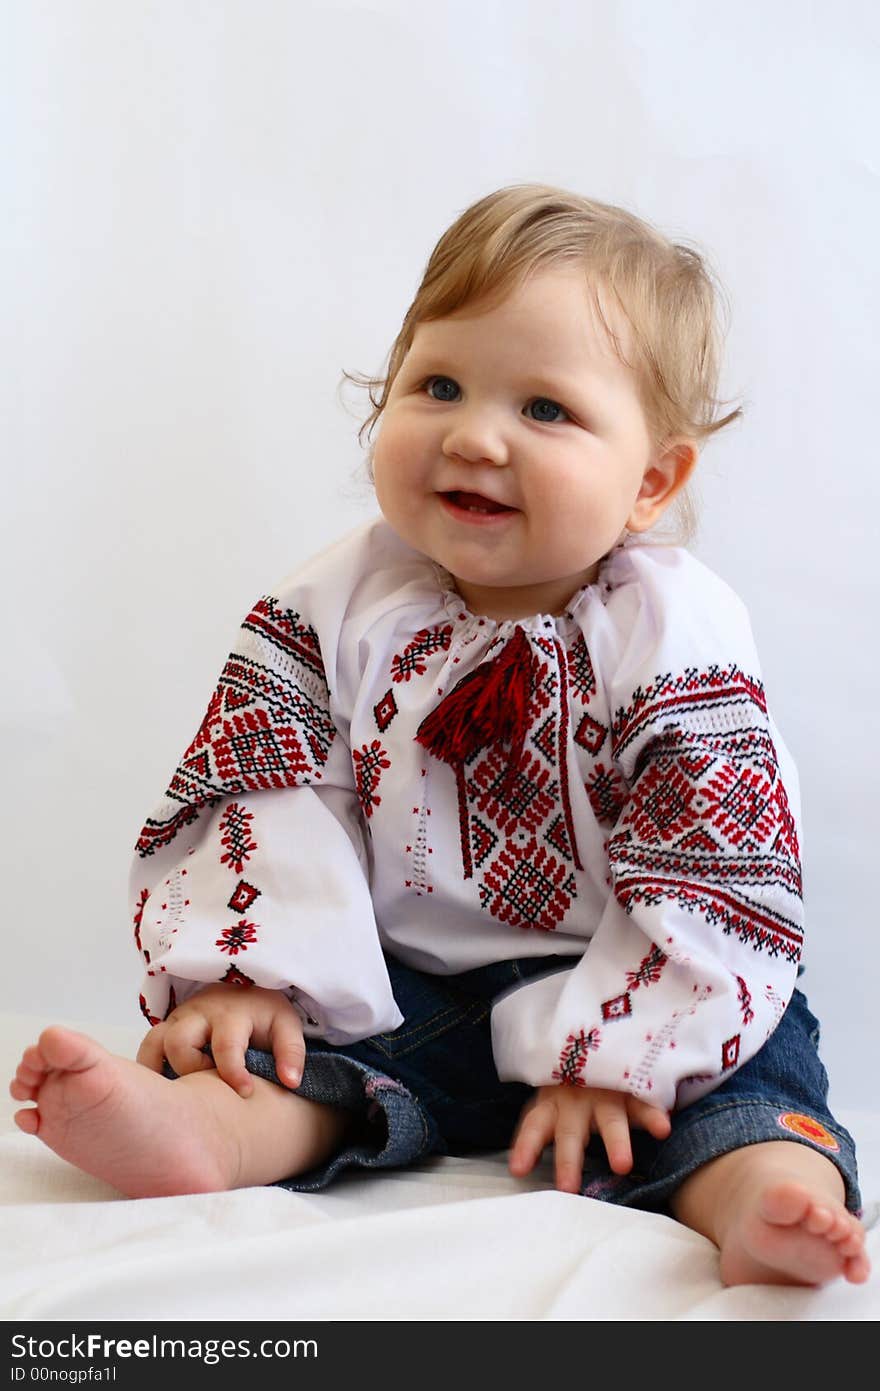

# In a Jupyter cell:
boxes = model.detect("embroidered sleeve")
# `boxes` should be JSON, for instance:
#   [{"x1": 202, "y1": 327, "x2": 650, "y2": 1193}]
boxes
[
  {"x1": 491, "y1": 553, "x2": 803, "y2": 1111},
  {"x1": 130, "y1": 588, "x2": 402, "y2": 1044}
]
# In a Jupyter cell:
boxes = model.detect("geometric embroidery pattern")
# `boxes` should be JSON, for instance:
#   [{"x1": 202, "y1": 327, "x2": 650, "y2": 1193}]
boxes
[
  {"x1": 216, "y1": 920, "x2": 259, "y2": 954},
  {"x1": 390, "y1": 624, "x2": 454, "y2": 683},
  {"x1": 373, "y1": 689, "x2": 398, "y2": 733},
  {"x1": 599, "y1": 943, "x2": 667, "y2": 1038},
  {"x1": 574, "y1": 711, "x2": 607, "y2": 756},
  {"x1": 135, "y1": 595, "x2": 336, "y2": 857},
  {"x1": 626, "y1": 944, "x2": 669, "y2": 990},
  {"x1": 228, "y1": 879, "x2": 261, "y2": 914},
  {"x1": 601, "y1": 993, "x2": 632, "y2": 1021},
  {"x1": 353, "y1": 740, "x2": 391, "y2": 819},
  {"x1": 221, "y1": 963, "x2": 256, "y2": 988},
  {"x1": 609, "y1": 664, "x2": 804, "y2": 964},
  {"x1": 566, "y1": 633, "x2": 597, "y2": 704},
  {"x1": 458, "y1": 634, "x2": 582, "y2": 930},
  {"x1": 219, "y1": 803, "x2": 257, "y2": 874},
  {"x1": 736, "y1": 974, "x2": 755, "y2": 1025},
  {"x1": 584, "y1": 762, "x2": 627, "y2": 827},
  {"x1": 479, "y1": 835, "x2": 577, "y2": 932},
  {"x1": 552, "y1": 1026, "x2": 601, "y2": 1086}
]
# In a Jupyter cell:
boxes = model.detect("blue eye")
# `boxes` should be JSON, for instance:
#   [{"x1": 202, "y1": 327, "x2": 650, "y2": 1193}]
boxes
[
  {"x1": 422, "y1": 377, "x2": 569, "y2": 422},
  {"x1": 526, "y1": 398, "x2": 568, "y2": 423},
  {"x1": 424, "y1": 376, "x2": 460, "y2": 401}
]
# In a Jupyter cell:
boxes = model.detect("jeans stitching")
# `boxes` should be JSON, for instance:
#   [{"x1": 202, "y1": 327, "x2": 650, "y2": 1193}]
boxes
[
  {"x1": 671, "y1": 1096, "x2": 850, "y2": 1142},
  {"x1": 371, "y1": 999, "x2": 490, "y2": 1057}
]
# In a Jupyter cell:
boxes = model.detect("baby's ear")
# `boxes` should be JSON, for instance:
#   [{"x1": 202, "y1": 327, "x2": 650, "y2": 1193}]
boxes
[{"x1": 627, "y1": 440, "x2": 698, "y2": 533}]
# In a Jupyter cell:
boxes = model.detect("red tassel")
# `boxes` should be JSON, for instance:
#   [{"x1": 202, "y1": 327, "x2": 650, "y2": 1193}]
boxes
[{"x1": 415, "y1": 626, "x2": 537, "y2": 781}]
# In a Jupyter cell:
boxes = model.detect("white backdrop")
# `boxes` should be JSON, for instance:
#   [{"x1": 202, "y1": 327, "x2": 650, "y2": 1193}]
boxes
[{"x1": 2, "y1": 0, "x2": 878, "y2": 1109}]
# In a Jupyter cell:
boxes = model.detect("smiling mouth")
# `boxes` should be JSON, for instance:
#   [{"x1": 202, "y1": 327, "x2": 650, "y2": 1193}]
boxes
[{"x1": 441, "y1": 491, "x2": 516, "y2": 515}]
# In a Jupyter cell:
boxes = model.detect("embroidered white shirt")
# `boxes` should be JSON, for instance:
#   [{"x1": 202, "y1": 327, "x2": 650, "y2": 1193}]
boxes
[{"x1": 132, "y1": 517, "x2": 803, "y2": 1111}]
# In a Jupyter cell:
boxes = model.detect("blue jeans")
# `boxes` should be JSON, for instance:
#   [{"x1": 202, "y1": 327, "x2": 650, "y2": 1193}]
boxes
[{"x1": 191, "y1": 952, "x2": 863, "y2": 1214}]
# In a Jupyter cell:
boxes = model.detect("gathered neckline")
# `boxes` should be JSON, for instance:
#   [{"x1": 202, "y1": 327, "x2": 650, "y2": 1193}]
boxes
[{"x1": 429, "y1": 543, "x2": 633, "y2": 635}]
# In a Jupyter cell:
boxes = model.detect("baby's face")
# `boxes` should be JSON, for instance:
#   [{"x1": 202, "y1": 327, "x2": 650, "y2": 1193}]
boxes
[{"x1": 372, "y1": 266, "x2": 668, "y2": 620}]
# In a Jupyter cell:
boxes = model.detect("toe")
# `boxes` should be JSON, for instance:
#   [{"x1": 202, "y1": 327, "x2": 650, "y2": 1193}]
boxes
[
  {"x1": 37, "y1": 1026, "x2": 101, "y2": 1074},
  {"x1": 845, "y1": 1251, "x2": 872, "y2": 1284},
  {"x1": 14, "y1": 1108, "x2": 40, "y2": 1135},
  {"x1": 15, "y1": 1061, "x2": 43, "y2": 1087},
  {"x1": 21, "y1": 1045, "x2": 47, "y2": 1074},
  {"x1": 803, "y1": 1204, "x2": 834, "y2": 1236},
  {"x1": 9, "y1": 1078, "x2": 37, "y2": 1102},
  {"x1": 759, "y1": 1183, "x2": 811, "y2": 1228},
  {"x1": 837, "y1": 1228, "x2": 866, "y2": 1259}
]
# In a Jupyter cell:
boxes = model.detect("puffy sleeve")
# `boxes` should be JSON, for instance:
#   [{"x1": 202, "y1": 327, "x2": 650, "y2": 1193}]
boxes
[
  {"x1": 491, "y1": 546, "x2": 803, "y2": 1111},
  {"x1": 130, "y1": 525, "x2": 404, "y2": 1044}
]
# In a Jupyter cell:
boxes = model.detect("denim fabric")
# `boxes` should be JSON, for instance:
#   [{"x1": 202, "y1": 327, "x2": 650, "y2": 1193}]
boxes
[{"x1": 179, "y1": 951, "x2": 863, "y2": 1214}]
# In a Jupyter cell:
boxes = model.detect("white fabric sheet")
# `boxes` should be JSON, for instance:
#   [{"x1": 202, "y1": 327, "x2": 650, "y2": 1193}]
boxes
[{"x1": 2, "y1": 1012, "x2": 878, "y2": 1322}]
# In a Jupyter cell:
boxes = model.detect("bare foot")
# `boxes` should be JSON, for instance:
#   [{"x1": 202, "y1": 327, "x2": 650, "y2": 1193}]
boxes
[
  {"x1": 9, "y1": 1026, "x2": 242, "y2": 1197},
  {"x1": 719, "y1": 1180, "x2": 871, "y2": 1287}
]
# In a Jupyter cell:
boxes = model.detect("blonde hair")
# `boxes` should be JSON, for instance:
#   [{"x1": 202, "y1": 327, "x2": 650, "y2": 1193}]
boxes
[{"x1": 342, "y1": 183, "x2": 743, "y2": 544}]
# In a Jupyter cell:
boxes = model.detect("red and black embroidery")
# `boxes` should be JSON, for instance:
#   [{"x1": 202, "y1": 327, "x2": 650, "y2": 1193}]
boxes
[
  {"x1": 416, "y1": 626, "x2": 583, "y2": 931},
  {"x1": 553, "y1": 1026, "x2": 601, "y2": 1086},
  {"x1": 391, "y1": 625, "x2": 454, "y2": 683},
  {"x1": 736, "y1": 974, "x2": 755, "y2": 1025},
  {"x1": 721, "y1": 1034, "x2": 741, "y2": 1070},
  {"x1": 600, "y1": 945, "x2": 668, "y2": 1029},
  {"x1": 135, "y1": 597, "x2": 334, "y2": 858},
  {"x1": 219, "y1": 802, "x2": 257, "y2": 874},
  {"x1": 626, "y1": 944, "x2": 668, "y2": 990},
  {"x1": 613, "y1": 664, "x2": 768, "y2": 764},
  {"x1": 133, "y1": 888, "x2": 149, "y2": 953},
  {"x1": 584, "y1": 762, "x2": 627, "y2": 827},
  {"x1": 480, "y1": 836, "x2": 577, "y2": 931},
  {"x1": 216, "y1": 921, "x2": 259, "y2": 955},
  {"x1": 609, "y1": 665, "x2": 803, "y2": 963},
  {"x1": 221, "y1": 963, "x2": 255, "y2": 988},
  {"x1": 373, "y1": 689, "x2": 398, "y2": 733},
  {"x1": 567, "y1": 633, "x2": 598, "y2": 704},
  {"x1": 228, "y1": 880, "x2": 261, "y2": 913},
  {"x1": 353, "y1": 740, "x2": 391, "y2": 819},
  {"x1": 372, "y1": 626, "x2": 454, "y2": 735},
  {"x1": 139, "y1": 993, "x2": 160, "y2": 1026}
]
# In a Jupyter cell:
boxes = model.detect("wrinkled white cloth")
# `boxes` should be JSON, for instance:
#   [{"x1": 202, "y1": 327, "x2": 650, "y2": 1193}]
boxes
[
  {"x1": 1, "y1": 1015, "x2": 878, "y2": 1322},
  {"x1": 132, "y1": 518, "x2": 803, "y2": 1112}
]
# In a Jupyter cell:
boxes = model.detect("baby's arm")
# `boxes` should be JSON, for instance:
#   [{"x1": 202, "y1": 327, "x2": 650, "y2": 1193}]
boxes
[
  {"x1": 509, "y1": 1084, "x2": 670, "y2": 1193},
  {"x1": 136, "y1": 984, "x2": 306, "y2": 1098}
]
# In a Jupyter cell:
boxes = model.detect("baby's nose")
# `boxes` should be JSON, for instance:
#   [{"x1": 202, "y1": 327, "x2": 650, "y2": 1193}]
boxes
[{"x1": 441, "y1": 411, "x2": 510, "y2": 467}]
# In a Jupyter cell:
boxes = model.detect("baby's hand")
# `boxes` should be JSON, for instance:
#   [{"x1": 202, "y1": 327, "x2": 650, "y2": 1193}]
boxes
[
  {"x1": 509, "y1": 1083, "x2": 671, "y2": 1194},
  {"x1": 136, "y1": 984, "x2": 305, "y2": 1099}
]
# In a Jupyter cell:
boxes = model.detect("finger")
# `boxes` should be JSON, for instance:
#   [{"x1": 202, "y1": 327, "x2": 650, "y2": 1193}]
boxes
[
  {"x1": 628, "y1": 1098, "x2": 672, "y2": 1140},
  {"x1": 509, "y1": 1109, "x2": 553, "y2": 1177},
  {"x1": 269, "y1": 1011, "x2": 306, "y2": 1089},
  {"x1": 135, "y1": 1025, "x2": 168, "y2": 1073},
  {"x1": 594, "y1": 1100, "x2": 634, "y2": 1174},
  {"x1": 553, "y1": 1119, "x2": 591, "y2": 1194},
  {"x1": 209, "y1": 1019, "x2": 254, "y2": 1097},
  {"x1": 162, "y1": 1014, "x2": 215, "y2": 1079}
]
